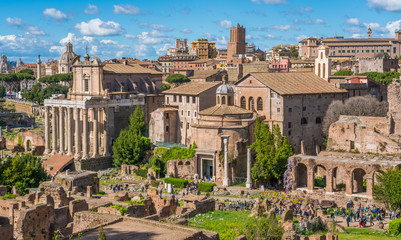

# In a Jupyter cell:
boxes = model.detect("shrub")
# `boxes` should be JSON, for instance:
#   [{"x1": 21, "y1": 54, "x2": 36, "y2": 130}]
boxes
[
  {"x1": 197, "y1": 182, "x2": 216, "y2": 192},
  {"x1": 314, "y1": 177, "x2": 326, "y2": 188},
  {"x1": 1, "y1": 194, "x2": 18, "y2": 199},
  {"x1": 99, "y1": 190, "x2": 106, "y2": 195},
  {"x1": 150, "y1": 180, "x2": 160, "y2": 188},
  {"x1": 134, "y1": 169, "x2": 147, "y2": 178},
  {"x1": 389, "y1": 219, "x2": 401, "y2": 235},
  {"x1": 164, "y1": 178, "x2": 189, "y2": 188},
  {"x1": 109, "y1": 204, "x2": 127, "y2": 216}
]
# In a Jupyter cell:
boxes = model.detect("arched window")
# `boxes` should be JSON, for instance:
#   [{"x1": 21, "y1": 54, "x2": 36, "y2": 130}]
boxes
[
  {"x1": 257, "y1": 97, "x2": 263, "y2": 111},
  {"x1": 323, "y1": 63, "x2": 326, "y2": 78},
  {"x1": 228, "y1": 96, "x2": 232, "y2": 105},
  {"x1": 315, "y1": 117, "x2": 322, "y2": 124},
  {"x1": 217, "y1": 96, "x2": 220, "y2": 104},
  {"x1": 84, "y1": 78, "x2": 89, "y2": 92},
  {"x1": 222, "y1": 96, "x2": 226, "y2": 104},
  {"x1": 301, "y1": 118, "x2": 307, "y2": 125},
  {"x1": 318, "y1": 63, "x2": 321, "y2": 77},
  {"x1": 240, "y1": 97, "x2": 246, "y2": 109},
  {"x1": 249, "y1": 97, "x2": 254, "y2": 110}
]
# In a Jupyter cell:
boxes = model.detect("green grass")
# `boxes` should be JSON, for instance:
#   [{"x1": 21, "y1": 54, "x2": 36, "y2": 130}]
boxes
[
  {"x1": 188, "y1": 211, "x2": 250, "y2": 240},
  {"x1": 338, "y1": 227, "x2": 401, "y2": 240},
  {"x1": 100, "y1": 178, "x2": 122, "y2": 186}
]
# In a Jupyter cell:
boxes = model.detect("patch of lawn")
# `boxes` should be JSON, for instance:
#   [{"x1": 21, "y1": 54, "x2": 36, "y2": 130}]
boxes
[{"x1": 338, "y1": 227, "x2": 401, "y2": 240}]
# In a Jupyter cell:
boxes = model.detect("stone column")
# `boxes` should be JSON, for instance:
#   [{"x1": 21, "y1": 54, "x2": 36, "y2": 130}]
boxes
[
  {"x1": 59, "y1": 107, "x2": 65, "y2": 154},
  {"x1": 246, "y1": 148, "x2": 252, "y2": 189},
  {"x1": 366, "y1": 176, "x2": 373, "y2": 197},
  {"x1": 92, "y1": 108, "x2": 99, "y2": 158},
  {"x1": 51, "y1": 106, "x2": 57, "y2": 154},
  {"x1": 82, "y1": 109, "x2": 89, "y2": 159},
  {"x1": 307, "y1": 167, "x2": 314, "y2": 191},
  {"x1": 74, "y1": 108, "x2": 81, "y2": 159},
  {"x1": 346, "y1": 174, "x2": 353, "y2": 195},
  {"x1": 222, "y1": 135, "x2": 230, "y2": 187},
  {"x1": 326, "y1": 168, "x2": 334, "y2": 193},
  {"x1": 67, "y1": 107, "x2": 73, "y2": 156},
  {"x1": 103, "y1": 107, "x2": 110, "y2": 156},
  {"x1": 44, "y1": 106, "x2": 50, "y2": 154}
]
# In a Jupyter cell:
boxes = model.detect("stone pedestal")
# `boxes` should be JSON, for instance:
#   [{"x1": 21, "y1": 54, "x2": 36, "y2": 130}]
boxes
[{"x1": 246, "y1": 148, "x2": 252, "y2": 189}]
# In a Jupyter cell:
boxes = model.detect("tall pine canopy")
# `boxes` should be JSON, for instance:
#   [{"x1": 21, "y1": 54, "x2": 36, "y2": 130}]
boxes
[
  {"x1": 112, "y1": 106, "x2": 151, "y2": 167},
  {"x1": 251, "y1": 118, "x2": 293, "y2": 184}
]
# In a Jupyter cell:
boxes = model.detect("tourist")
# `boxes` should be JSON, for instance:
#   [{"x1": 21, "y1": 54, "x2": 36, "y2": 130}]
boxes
[{"x1": 346, "y1": 215, "x2": 351, "y2": 227}]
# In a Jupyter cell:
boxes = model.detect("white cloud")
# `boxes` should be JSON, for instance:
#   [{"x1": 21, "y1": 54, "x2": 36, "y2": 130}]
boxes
[
  {"x1": 6, "y1": 17, "x2": 45, "y2": 35},
  {"x1": 218, "y1": 20, "x2": 232, "y2": 29},
  {"x1": 43, "y1": 8, "x2": 67, "y2": 21},
  {"x1": 385, "y1": 20, "x2": 401, "y2": 36},
  {"x1": 139, "y1": 23, "x2": 173, "y2": 32},
  {"x1": 126, "y1": 30, "x2": 168, "y2": 45},
  {"x1": 84, "y1": 4, "x2": 100, "y2": 15},
  {"x1": 90, "y1": 46, "x2": 98, "y2": 54},
  {"x1": 116, "y1": 51, "x2": 124, "y2": 58},
  {"x1": 216, "y1": 36, "x2": 228, "y2": 48},
  {"x1": 315, "y1": 19, "x2": 324, "y2": 24},
  {"x1": 181, "y1": 28, "x2": 192, "y2": 34},
  {"x1": 100, "y1": 40, "x2": 118, "y2": 45},
  {"x1": 271, "y1": 25, "x2": 291, "y2": 31},
  {"x1": 367, "y1": 0, "x2": 401, "y2": 12},
  {"x1": 296, "y1": 35, "x2": 308, "y2": 42},
  {"x1": 266, "y1": 34, "x2": 277, "y2": 40},
  {"x1": 113, "y1": 4, "x2": 141, "y2": 15},
  {"x1": 0, "y1": 33, "x2": 50, "y2": 54},
  {"x1": 362, "y1": 22, "x2": 387, "y2": 33},
  {"x1": 345, "y1": 27, "x2": 362, "y2": 34},
  {"x1": 155, "y1": 43, "x2": 173, "y2": 55},
  {"x1": 262, "y1": 0, "x2": 287, "y2": 4},
  {"x1": 346, "y1": 18, "x2": 361, "y2": 26},
  {"x1": 75, "y1": 18, "x2": 125, "y2": 36},
  {"x1": 351, "y1": 34, "x2": 364, "y2": 38}
]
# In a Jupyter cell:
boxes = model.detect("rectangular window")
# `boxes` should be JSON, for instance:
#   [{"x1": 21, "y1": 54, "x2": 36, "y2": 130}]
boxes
[
  {"x1": 288, "y1": 130, "x2": 292, "y2": 136},
  {"x1": 289, "y1": 108, "x2": 292, "y2": 112},
  {"x1": 179, "y1": 95, "x2": 182, "y2": 102},
  {"x1": 394, "y1": 47, "x2": 397, "y2": 54},
  {"x1": 277, "y1": 108, "x2": 280, "y2": 112},
  {"x1": 186, "y1": 96, "x2": 190, "y2": 103},
  {"x1": 187, "y1": 111, "x2": 190, "y2": 116},
  {"x1": 84, "y1": 79, "x2": 89, "y2": 92},
  {"x1": 288, "y1": 122, "x2": 292, "y2": 128},
  {"x1": 192, "y1": 97, "x2": 196, "y2": 103},
  {"x1": 303, "y1": 106, "x2": 306, "y2": 111},
  {"x1": 174, "y1": 95, "x2": 177, "y2": 102},
  {"x1": 366, "y1": 50, "x2": 369, "y2": 53},
  {"x1": 347, "y1": 50, "x2": 350, "y2": 53},
  {"x1": 186, "y1": 122, "x2": 189, "y2": 129},
  {"x1": 181, "y1": 110, "x2": 184, "y2": 116}
]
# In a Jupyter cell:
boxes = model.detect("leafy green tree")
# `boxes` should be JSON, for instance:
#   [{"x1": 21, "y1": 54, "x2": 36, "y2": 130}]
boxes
[
  {"x1": 211, "y1": 51, "x2": 218, "y2": 59},
  {"x1": 250, "y1": 118, "x2": 294, "y2": 184},
  {"x1": 19, "y1": 69, "x2": 34, "y2": 75},
  {"x1": 38, "y1": 73, "x2": 73, "y2": 84},
  {"x1": 165, "y1": 74, "x2": 190, "y2": 86},
  {"x1": 289, "y1": 46, "x2": 299, "y2": 59},
  {"x1": 357, "y1": 71, "x2": 401, "y2": 85},
  {"x1": 0, "y1": 73, "x2": 35, "y2": 90},
  {"x1": 0, "y1": 85, "x2": 6, "y2": 98},
  {"x1": 373, "y1": 167, "x2": 401, "y2": 210},
  {"x1": 162, "y1": 83, "x2": 171, "y2": 91},
  {"x1": 112, "y1": 107, "x2": 152, "y2": 167},
  {"x1": 333, "y1": 70, "x2": 353, "y2": 76},
  {"x1": 0, "y1": 154, "x2": 48, "y2": 193}
]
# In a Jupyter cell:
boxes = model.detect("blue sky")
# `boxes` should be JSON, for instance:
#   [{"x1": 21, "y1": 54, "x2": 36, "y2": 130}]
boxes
[{"x1": 1, "y1": 0, "x2": 401, "y2": 62}]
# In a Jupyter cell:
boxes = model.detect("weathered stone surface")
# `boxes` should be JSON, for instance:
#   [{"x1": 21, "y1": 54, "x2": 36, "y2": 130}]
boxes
[
  {"x1": 38, "y1": 181, "x2": 68, "y2": 208},
  {"x1": 281, "y1": 210, "x2": 293, "y2": 222}
]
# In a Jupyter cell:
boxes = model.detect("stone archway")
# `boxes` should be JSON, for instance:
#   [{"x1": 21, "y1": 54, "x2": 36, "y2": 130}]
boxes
[
  {"x1": 296, "y1": 163, "x2": 308, "y2": 188},
  {"x1": 352, "y1": 168, "x2": 367, "y2": 194},
  {"x1": 313, "y1": 164, "x2": 327, "y2": 189}
]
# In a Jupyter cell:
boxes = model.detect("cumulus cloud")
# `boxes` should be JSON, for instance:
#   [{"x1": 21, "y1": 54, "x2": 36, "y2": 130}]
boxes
[
  {"x1": 6, "y1": 17, "x2": 45, "y2": 35},
  {"x1": 218, "y1": 20, "x2": 232, "y2": 29},
  {"x1": 139, "y1": 23, "x2": 173, "y2": 32},
  {"x1": 0, "y1": 33, "x2": 50, "y2": 54},
  {"x1": 84, "y1": 4, "x2": 100, "y2": 15},
  {"x1": 346, "y1": 18, "x2": 361, "y2": 26},
  {"x1": 126, "y1": 30, "x2": 168, "y2": 45},
  {"x1": 367, "y1": 0, "x2": 401, "y2": 12},
  {"x1": 271, "y1": 25, "x2": 291, "y2": 31},
  {"x1": 113, "y1": 4, "x2": 141, "y2": 15},
  {"x1": 100, "y1": 40, "x2": 118, "y2": 45},
  {"x1": 43, "y1": 8, "x2": 67, "y2": 21},
  {"x1": 75, "y1": 18, "x2": 125, "y2": 36},
  {"x1": 351, "y1": 33, "x2": 364, "y2": 38},
  {"x1": 295, "y1": 35, "x2": 308, "y2": 42},
  {"x1": 181, "y1": 28, "x2": 192, "y2": 34},
  {"x1": 216, "y1": 36, "x2": 228, "y2": 48},
  {"x1": 315, "y1": 19, "x2": 324, "y2": 24}
]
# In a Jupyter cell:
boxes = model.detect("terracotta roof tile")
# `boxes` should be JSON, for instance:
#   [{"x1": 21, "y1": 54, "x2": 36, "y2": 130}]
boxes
[
  {"x1": 199, "y1": 105, "x2": 252, "y2": 116},
  {"x1": 242, "y1": 72, "x2": 346, "y2": 95},
  {"x1": 163, "y1": 82, "x2": 221, "y2": 95},
  {"x1": 103, "y1": 63, "x2": 161, "y2": 74}
]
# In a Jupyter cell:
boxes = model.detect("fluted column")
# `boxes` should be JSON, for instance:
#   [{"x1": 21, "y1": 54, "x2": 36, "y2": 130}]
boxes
[
  {"x1": 246, "y1": 148, "x2": 252, "y2": 189},
  {"x1": 67, "y1": 107, "x2": 73, "y2": 156},
  {"x1": 74, "y1": 108, "x2": 81, "y2": 159},
  {"x1": 92, "y1": 108, "x2": 99, "y2": 158},
  {"x1": 103, "y1": 107, "x2": 110, "y2": 156},
  {"x1": 59, "y1": 107, "x2": 65, "y2": 154},
  {"x1": 51, "y1": 106, "x2": 57, "y2": 154},
  {"x1": 44, "y1": 106, "x2": 50, "y2": 154},
  {"x1": 222, "y1": 135, "x2": 230, "y2": 187},
  {"x1": 82, "y1": 109, "x2": 89, "y2": 159}
]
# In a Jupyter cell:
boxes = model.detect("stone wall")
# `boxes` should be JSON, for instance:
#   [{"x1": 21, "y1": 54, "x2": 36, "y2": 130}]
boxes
[
  {"x1": 0, "y1": 216, "x2": 13, "y2": 240},
  {"x1": 77, "y1": 156, "x2": 113, "y2": 171},
  {"x1": 388, "y1": 81, "x2": 401, "y2": 135},
  {"x1": 120, "y1": 164, "x2": 139, "y2": 175},
  {"x1": 73, "y1": 211, "x2": 121, "y2": 233},
  {"x1": 56, "y1": 171, "x2": 99, "y2": 194},
  {"x1": 38, "y1": 182, "x2": 68, "y2": 208},
  {"x1": 13, "y1": 204, "x2": 54, "y2": 240},
  {"x1": 69, "y1": 199, "x2": 89, "y2": 222},
  {"x1": 54, "y1": 206, "x2": 69, "y2": 229},
  {"x1": 5, "y1": 100, "x2": 33, "y2": 115},
  {"x1": 166, "y1": 158, "x2": 194, "y2": 179}
]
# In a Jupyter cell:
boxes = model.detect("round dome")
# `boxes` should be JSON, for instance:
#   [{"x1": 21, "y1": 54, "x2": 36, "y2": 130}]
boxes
[
  {"x1": 216, "y1": 82, "x2": 234, "y2": 94},
  {"x1": 59, "y1": 42, "x2": 77, "y2": 65}
]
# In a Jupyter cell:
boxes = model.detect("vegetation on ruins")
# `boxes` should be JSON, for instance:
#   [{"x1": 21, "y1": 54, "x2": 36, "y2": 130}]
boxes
[
  {"x1": 97, "y1": 227, "x2": 107, "y2": 240},
  {"x1": 164, "y1": 178, "x2": 189, "y2": 188},
  {"x1": 112, "y1": 106, "x2": 152, "y2": 167},
  {"x1": 322, "y1": 96, "x2": 388, "y2": 135},
  {"x1": 197, "y1": 182, "x2": 216, "y2": 192},
  {"x1": 162, "y1": 83, "x2": 171, "y2": 91},
  {"x1": 333, "y1": 70, "x2": 354, "y2": 76},
  {"x1": 388, "y1": 219, "x2": 401, "y2": 236},
  {"x1": 22, "y1": 83, "x2": 69, "y2": 105},
  {"x1": 109, "y1": 204, "x2": 127, "y2": 216},
  {"x1": 0, "y1": 154, "x2": 48, "y2": 194},
  {"x1": 165, "y1": 73, "x2": 190, "y2": 86},
  {"x1": 373, "y1": 167, "x2": 401, "y2": 210},
  {"x1": 357, "y1": 71, "x2": 401, "y2": 85},
  {"x1": 250, "y1": 118, "x2": 294, "y2": 185},
  {"x1": 38, "y1": 73, "x2": 73, "y2": 84}
]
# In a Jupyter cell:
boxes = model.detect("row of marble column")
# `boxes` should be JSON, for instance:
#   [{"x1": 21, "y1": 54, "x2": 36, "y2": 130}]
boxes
[{"x1": 44, "y1": 106, "x2": 110, "y2": 159}]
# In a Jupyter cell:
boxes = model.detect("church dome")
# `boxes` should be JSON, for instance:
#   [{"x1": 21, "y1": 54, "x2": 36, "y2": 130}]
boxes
[
  {"x1": 59, "y1": 42, "x2": 77, "y2": 66},
  {"x1": 216, "y1": 82, "x2": 234, "y2": 94}
]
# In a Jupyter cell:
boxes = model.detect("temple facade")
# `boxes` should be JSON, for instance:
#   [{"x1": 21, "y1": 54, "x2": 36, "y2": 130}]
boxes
[{"x1": 44, "y1": 51, "x2": 162, "y2": 171}]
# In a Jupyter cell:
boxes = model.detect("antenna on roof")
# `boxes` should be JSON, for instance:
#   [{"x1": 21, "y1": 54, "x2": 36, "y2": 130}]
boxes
[{"x1": 85, "y1": 45, "x2": 88, "y2": 54}]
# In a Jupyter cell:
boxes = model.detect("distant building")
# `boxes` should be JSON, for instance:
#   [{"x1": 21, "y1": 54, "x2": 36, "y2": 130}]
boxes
[
  {"x1": 158, "y1": 56, "x2": 173, "y2": 76},
  {"x1": 16, "y1": 58, "x2": 24, "y2": 68},
  {"x1": 59, "y1": 42, "x2": 78, "y2": 74},
  {"x1": 269, "y1": 59, "x2": 290, "y2": 72},
  {"x1": 0, "y1": 53, "x2": 11, "y2": 74},
  {"x1": 227, "y1": 24, "x2": 246, "y2": 63},
  {"x1": 359, "y1": 57, "x2": 399, "y2": 73},
  {"x1": 315, "y1": 45, "x2": 332, "y2": 80},
  {"x1": 190, "y1": 38, "x2": 216, "y2": 59},
  {"x1": 299, "y1": 28, "x2": 401, "y2": 59}
]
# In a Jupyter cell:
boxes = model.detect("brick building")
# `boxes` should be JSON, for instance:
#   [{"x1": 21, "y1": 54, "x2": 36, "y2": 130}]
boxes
[
  {"x1": 227, "y1": 24, "x2": 246, "y2": 63},
  {"x1": 190, "y1": 38, "x2": 216, "y2": 59}
]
